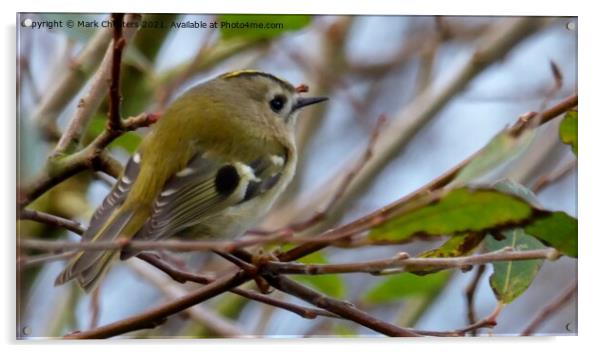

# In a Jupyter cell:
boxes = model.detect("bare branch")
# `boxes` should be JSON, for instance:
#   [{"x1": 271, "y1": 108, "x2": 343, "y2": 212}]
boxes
[
  {"x1": 464, "y1": 264, "x2": 486, "y2": 335},
  {"x1": 137, "y1": 253, "x2": 338, "y2": 320},
  {"x1": 18, "y1": 251, "x2": 76, "y2": 268},
  {"x1": 128, "y1": 260, "x2": 248, "y2": 338},
  {"x1": 18, "y1": 209, "x2": 84, "y2": 235},
  {"x1": 19, "y1": 112, "x2": 158, "y2": 209},
  {"x1": 89, "y1": 288, "x2": 101, "y2": 330},
  {"x1": 65, "y1": 270, "x2": 251, "y2": 339},
  {"x1": 107, "y1": 13, "x2": 125, "y2": 131},
  {"x1": 521, "y1": 280, "x2": 577, "y2": 336},
  {"x1": 33, "y1": 22, "x2": 112, "y2": 132},
  {"x1": 531, "y1": 159, "x2": 577, "y2": 193},
  {"x1": 218, "y1": 251, "x2": 420, "y2": 337},
  {"x1": 52, "y1": 13, "x2": 141, "y2": 157},
  {"x1": 263, "y1": 273, "x2": 420, "y2": 337},
  {"x1": 230, "y1": 287, "x2": 339, "y2": 320},
  {"x1": 264, "y1": 248, "x2": 560, "y2": 276},
  {"x1": 136, "y1": 252, "x2": 215, "y2": 285}
]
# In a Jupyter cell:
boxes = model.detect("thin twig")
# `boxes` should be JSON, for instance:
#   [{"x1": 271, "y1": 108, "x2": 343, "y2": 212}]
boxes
[
  {"x1": 89, "y1": 287, "x2": 101, "y2": 330},
  {"x1": 65, "y1": 270, "x2": 251, "y2": 339},
  {"x1": 33, "y1": 22, "x2": 113, "y2": 132},
  {"x1": 18, "y1": 251, "x2": 77, "y2": 268},
  {"x1": 264, "y1": 248, "x2": 560, "y2": 276},
  {"x1": 19, "y1": 112, "x2": 158, "y2": 209},
  {"x1": 456, "y1": 302, "x2": 504, "y2": 335},
  {"x1": 219, "y1": 252, "x2": 420, "y2": 337},
  {"x1": 52, "y1": 14, "x2": 141, "y2": 157},
  {"x1": 464, "y1": 264, "x2": 486, "y2": 335},
  {"x1": 18, "y1": 209, "x2": 85, "y2": 234},
  {"x1": 531, "y1": 160, "x2": 577, "y2": 194},
  {"x1": 263, "y1": 273, "x2": 420, "y2": 337},
  {"x1": 137, "y1": 253, "x2": 338, "y2": 320},
  {"x1": 136, "y1": 252, "x2": 215, "y2": 284},
  {"x1": 128, "y1": 260, "x2": 248, "y2": 338},
  {"x1": 521, "y1": 280, "x2": 577, "y2": 336},
  {"x1": 231, "y1": 288, "x2": 340, "y2": 320},
  {"x1": 108, "y1": 13, "x2": 125, "y2": 131}
]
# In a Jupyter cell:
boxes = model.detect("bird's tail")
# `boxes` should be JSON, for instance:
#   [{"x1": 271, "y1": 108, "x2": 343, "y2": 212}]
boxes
[
  {"x1": 55, "y1": 210, "x2": 134, "y2": 292},
  {"x1": 55, "y1": 250, "x2": 119, "y2": 292}
]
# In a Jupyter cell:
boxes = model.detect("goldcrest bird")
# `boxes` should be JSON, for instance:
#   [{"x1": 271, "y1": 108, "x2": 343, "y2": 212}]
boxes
[{"x1": 55, "y1": 70, "x2": 328, "y2": 291}]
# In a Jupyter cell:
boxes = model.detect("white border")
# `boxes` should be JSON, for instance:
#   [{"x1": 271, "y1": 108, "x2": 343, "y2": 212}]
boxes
[{"x1": 3, "y1": 1, "x2": 599, "y2": 353}]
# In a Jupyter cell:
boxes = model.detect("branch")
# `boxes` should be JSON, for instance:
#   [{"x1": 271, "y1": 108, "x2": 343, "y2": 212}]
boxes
[
  {"x1": 19, "y1": 112, "x2": 158, "y2": 209},
  {"x1": 138, "y1": 252, "x2": 339, "y2": 320},
  {"x1": 136, "y1": 252, "x2": 215, "y2": 284},
  {"x1": 264, "y1": 248, "x2": 560, "y2": 276},
  {"x1": 521, "y1": 280, "x2": 577, "y2": 336},
  {"x1": 263, "y1": 273, "x2": 420, "y2": 337},
  {"x1": 18, "y1": 209, "x2": 85, "y2": 234},
  {"x1": 108, "y1": 13, "x2": 125, "y2": 131},
  {"x1": 464, "y1": 264, "x2": 486, "y2": 335},
  {"x1": 219, "y1": 251, "x2": 420, "y2": 337},
  {"x1": 18, "y1": 251, "x2": 76, "y2": 268},
  {"x1": 128, "y1": 260, "x2": 248, "y2": 338},
  {"x1": 52, "y1": 13, "x2": 141, "y2": 157},
  {"x1": 65, "y1": 270, "x2": 251, "y2": 339},
  {"x1": 230, "y1": 287, "x2": 339, "y2": 320},
  {"x1": 531, "y1": 159, "x2": 577, "y2": 194},
  {"x1": 225, "y1": 250, "x2": 506, "y2": 337},
  {"x1": 33, "y1": 21, "x2": 112, "y2": 132},
  {"x1": 62, "y1": 243, "x2": 335, "y2": 337}
]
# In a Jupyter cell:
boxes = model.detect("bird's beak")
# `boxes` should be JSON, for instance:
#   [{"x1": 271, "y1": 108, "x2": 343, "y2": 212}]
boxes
[{"x1": 293, "y1": 96, "x2": 329, "y2": 111}]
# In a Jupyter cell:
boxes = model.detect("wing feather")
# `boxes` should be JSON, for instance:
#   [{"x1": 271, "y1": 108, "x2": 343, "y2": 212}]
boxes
[
  {"x1": 120, "y1": 152, "x2": 286, "y2": 259},
  {"x1": 55, "y1": 153, "x2": 142, "y2": 287}
]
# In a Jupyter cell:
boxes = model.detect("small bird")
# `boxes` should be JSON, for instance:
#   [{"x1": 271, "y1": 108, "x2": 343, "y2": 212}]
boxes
[{"x1": 55, "y1": 70, "x2": 328, "y2": 291}]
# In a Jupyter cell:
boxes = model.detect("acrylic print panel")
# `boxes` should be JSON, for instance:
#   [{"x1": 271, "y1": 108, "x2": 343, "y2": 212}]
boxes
[{"x1": 16, "y1": 13, "x2": 577, "y2": 339}]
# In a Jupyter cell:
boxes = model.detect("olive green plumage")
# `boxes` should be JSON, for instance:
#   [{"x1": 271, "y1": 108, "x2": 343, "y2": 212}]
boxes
[{"x1": 55, "y1": 70, "x2": 328, "y2": 291}]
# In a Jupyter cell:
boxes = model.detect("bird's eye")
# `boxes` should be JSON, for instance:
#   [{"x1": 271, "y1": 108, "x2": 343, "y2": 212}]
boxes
[{"x1": 269, "y1": 95, "x2": 286, "y2": 113}]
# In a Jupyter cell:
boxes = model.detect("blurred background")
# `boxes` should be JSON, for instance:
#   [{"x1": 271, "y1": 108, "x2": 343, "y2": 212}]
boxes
[{"x1": 17, "y1": 14, "x2": 577, "y2": 338}]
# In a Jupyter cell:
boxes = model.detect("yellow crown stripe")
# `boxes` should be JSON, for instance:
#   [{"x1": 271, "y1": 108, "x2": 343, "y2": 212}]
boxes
[{"x1": 221, "y1": 69, "x2": 261, "y2": 79}]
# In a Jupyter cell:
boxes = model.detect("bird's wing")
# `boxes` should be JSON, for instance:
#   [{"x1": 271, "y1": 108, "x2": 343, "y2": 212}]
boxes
[{"x1": 120, "y1": 152, "x2": 286, "y2": 259}]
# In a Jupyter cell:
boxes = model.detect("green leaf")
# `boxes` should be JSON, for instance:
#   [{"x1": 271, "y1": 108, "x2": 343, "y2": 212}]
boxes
[
  {"x1": 492, "y1": 179, "x2": 540, "y2": 205},
  {"x1": 369, "y1": 188, "x2": 537, "y2": 242},
  {"x1": 292, "y1": 251, "x2": 346, "y2": 299},
  {"x1": 559, "y1": 110, "x2": 578, "y2": 155},
  {"x1": 486, "y1": 229, "x2": 545, "y2": 303},
  {"x1": 491, "y1": 180, "x2": 577, "y2": 257},
  {"x1": 362, "y1": 271, "x2": 451, "y2": 305},
  {"x1": 87, "y1": 116, "x2": 142, "y2": 154},
  {"x1": 525, "y1": 212, "x2": 578, "y2": 257},
  {"x1": 408, "y1": 233, "x2": 486, "y2": 275},
  {"x1": 218, "y1": 15, "x2": 311, "y2": 40},
  {"x1": 451, "y1": 128, "x2": 535, "y2": 186}
]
